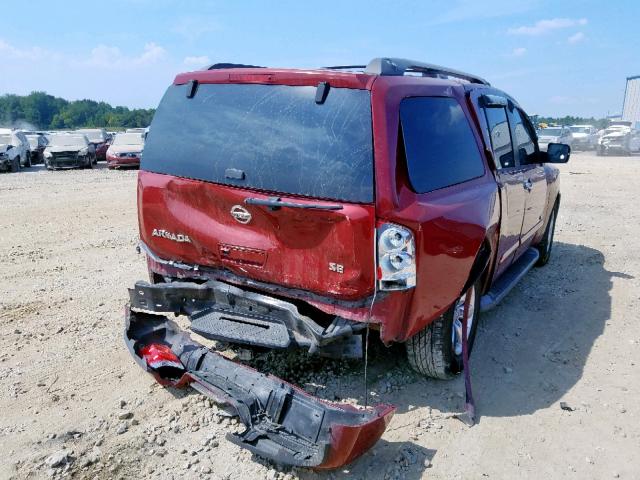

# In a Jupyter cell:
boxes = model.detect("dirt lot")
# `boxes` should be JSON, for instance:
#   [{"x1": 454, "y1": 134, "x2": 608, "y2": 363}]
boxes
[{"x1": 1, "y1": 152, "x2": 639, "y2": 480}]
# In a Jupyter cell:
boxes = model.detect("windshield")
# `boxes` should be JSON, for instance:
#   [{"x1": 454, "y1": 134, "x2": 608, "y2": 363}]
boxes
[
  {"x1": 570, "y1": 126, "x2": 590, "y2": 133},
  {"x1": 26, "y1": 135, "x2": 40, "y2": 148},
  {"x1": 143, "y1": 83, "x2": 374, "y2": 203},
  {"x1": 0, "y1": 134, "x2": 11, "y2": 144},
  {"x1": 49, "y1": 135, "x2": 87, "y2": 147},
  {"x1": 540, "y1": 128, "x2": 562, "y2": 136},
  {"x1": 113, "y1": 133, "x2": 144, "y2": 146},
  {"x1": 76, "y1": 129, "x2": 105, "y2": 143}
]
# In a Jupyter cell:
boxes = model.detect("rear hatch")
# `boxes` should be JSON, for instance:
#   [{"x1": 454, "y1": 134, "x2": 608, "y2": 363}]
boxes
[{"x1": 139, "y1": 79, "x2": 376, "y2": 301}]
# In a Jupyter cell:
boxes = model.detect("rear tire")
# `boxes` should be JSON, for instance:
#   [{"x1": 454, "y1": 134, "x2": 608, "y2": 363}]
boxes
[
  {"x1": 406, "y1": 280, "x2": 481, "y2": 379},
  {"x1": 10, "y1": 157, "x2": 20, "y2": 172},
  {"x1": 536, "y1": 201, "x2": 558, "y2": 266}
]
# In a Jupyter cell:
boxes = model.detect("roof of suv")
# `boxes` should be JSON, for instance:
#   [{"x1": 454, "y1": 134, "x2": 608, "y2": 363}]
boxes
[{"x1": 174, "y1": 57, "x2": 491, "y2": 90}]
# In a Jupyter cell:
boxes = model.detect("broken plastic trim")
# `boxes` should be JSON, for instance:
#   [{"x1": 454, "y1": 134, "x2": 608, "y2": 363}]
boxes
[{"x1": 124, "y1": 308, "x2": 395, "y2": 469}]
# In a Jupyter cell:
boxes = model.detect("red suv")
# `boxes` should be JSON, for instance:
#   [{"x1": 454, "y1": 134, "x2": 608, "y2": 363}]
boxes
[{"x1": 124, "y1": 58, "x2": 569, "y2": 469}]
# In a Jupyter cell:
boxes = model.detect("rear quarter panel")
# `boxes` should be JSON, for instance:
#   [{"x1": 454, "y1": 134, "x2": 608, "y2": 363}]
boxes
[{"x1": 369, "y1": 78, "x2": 499, "y2": 342}]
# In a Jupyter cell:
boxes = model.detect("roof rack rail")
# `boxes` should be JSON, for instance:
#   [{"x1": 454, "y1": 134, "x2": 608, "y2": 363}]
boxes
[
  {"x1": 365, "y1": 57, "x2": 490, "y2": 85},
  {"x1": 202, "y1": 63, "x2": 264, "y2": 71},
  {"x1": 322, "y1": 65, "x2": 368, "y2": 71}
]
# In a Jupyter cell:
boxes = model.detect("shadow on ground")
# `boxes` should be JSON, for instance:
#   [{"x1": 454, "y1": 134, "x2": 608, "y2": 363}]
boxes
[{"x1": 173, "y1": 241, "x2": 627, "y2": 478}]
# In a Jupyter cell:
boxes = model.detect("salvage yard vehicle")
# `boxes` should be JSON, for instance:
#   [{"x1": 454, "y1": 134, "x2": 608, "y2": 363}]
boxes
[
  {"x1": 0, "y1": 128, "x2": 31, "y2": 171},
  {"x1": 76, "y1": 128, "x2": 108, "y2": 162},
  {"x1": 43, "y1": 134, "x2": 95, "y2": 170},
  {"x1": 124, "y1": 58, "x2": 570, "y2": 469},
  {"x1": 25, "y1": 133, "x2": 48, "y2": 164},
  {"x1": 569, "y1": 125, "x2": 598, "y2": 150},
  {"x1": 537, "y1": 126, "x2": 573, "y2": 151},
  {"x1": 106, "y1": 132, "x2": 144, "y2": 169},
  {"x1": 597, "y1": 121, "x2": 638, "y2": 156}
]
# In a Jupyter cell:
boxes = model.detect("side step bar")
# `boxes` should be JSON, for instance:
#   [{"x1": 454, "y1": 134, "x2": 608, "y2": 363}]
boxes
[{"x1": 480, "y1": 248, "x2": 539, "y2": 312}]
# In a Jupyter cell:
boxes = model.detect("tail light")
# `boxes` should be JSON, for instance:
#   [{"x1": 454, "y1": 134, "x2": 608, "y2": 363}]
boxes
[{"x1": 377, "y1": 223, "x2": 416, "y2": 291}]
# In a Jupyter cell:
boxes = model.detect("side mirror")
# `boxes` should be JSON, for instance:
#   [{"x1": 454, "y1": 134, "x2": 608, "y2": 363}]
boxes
[{"x1": 543, "y1": 143, "x2": 570, "y2": 163}]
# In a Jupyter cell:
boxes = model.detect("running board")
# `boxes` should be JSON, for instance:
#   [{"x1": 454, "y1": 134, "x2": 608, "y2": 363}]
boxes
[{"x1": 480, "y1": 248, "x2": 539, "y2": 312}]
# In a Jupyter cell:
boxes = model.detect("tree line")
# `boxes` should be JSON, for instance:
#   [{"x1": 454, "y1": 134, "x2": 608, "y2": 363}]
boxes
[
  {"x1": 0, "y1": 91, "x2": 155, "y2": 130},
  {"x1": 536, "y1": 115, "x2": 611, "y2": 130}
]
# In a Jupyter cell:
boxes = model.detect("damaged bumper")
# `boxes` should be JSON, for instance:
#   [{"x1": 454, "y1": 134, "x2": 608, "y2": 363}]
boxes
[
  {"x1": 124, "y1": 308, "x2": 395, "y2": 469},
  {"x1": 129, "y1": 279, "x2": 367, "y2": 358}
]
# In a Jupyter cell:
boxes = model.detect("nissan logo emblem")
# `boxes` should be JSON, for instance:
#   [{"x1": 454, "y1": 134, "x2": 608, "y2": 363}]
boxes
[{"x1": 230, "y1": 205, "x2": 252, "y2": 224}]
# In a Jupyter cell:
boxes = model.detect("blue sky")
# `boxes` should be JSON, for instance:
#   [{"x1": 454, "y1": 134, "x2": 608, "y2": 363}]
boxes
[{"x1": 1, "y1": 0, "x2": 638, "y2": 117}]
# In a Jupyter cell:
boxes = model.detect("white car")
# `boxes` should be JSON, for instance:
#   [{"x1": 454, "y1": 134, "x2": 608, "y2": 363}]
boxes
[
  {"x1": 597, "y1": 123, "x2": 639, "y2": 156},
  {"x1": 569, "y1": 125, "x2": 599, "y2": 150},
  {"x1": 0, "y1": 128, "x2": 31, "y2": 172},
  {"x1": 537, "y1": 126, "x2": 573, "y2": 152}
]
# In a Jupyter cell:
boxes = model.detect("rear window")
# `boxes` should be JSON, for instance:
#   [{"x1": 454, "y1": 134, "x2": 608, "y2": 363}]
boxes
[
  {"x1": 142, "y1": 83, "x2": 374, "y2": 203},
  {"x1": 400, "y1": 97, "x2": 484, "y2": 193}
]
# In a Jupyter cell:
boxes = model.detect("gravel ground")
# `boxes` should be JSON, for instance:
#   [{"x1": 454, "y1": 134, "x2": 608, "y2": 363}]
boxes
[{"x1": 1, "y1": 152, "x2": 639, "y2": 479}]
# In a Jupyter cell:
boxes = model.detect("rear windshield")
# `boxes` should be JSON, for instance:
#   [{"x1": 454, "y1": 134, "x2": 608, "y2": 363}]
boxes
[
  {"x1": 142, "y1": 83, "x2": 374, "y2": 203},
  {"x1": 113, "y1": 133, "x2": 144, "y2": 146},
  {"x1": 77, "y1": 130, "x2": 105, "y2": 143},
  {"x1": 49, "y1": 135, "x2": 87, "y2": 147}
]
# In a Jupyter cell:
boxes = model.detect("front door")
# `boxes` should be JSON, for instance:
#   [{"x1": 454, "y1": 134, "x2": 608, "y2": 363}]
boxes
[
  {"x1": 508, "y1": 107, "x2": 548, "y2": 254},
  {"x1": 479, "y1": 100, "x2": 527, "y2": 277}
]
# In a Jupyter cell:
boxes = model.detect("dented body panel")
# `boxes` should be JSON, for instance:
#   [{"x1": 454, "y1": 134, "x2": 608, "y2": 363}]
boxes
[{"x1": 138, "y1": 171, "x2": 377, "y2": 301}]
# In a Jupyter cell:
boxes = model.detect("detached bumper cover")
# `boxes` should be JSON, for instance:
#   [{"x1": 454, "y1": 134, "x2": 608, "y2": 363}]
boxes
[{"x1": 124, "y1": 308, "x2": 395, "y2": 469}]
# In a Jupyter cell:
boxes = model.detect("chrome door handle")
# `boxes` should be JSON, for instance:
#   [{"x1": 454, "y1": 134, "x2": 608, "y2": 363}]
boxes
[{"x1": 523, "y1": 179, "x2": 533, "y2": 191}]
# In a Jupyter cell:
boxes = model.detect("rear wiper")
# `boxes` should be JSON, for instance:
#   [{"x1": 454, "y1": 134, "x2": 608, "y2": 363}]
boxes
[{"x1": 245, "y1": 197, "x2": 343, "y2": 211}]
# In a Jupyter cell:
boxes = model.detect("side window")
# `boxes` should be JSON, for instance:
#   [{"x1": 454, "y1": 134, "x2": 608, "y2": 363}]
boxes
[
  {"x1": 511, "y1": 109, "x2": 537, "y2": 164},
  {"x1": 399, "y1": 97, "x2": 485, "y2": 193},
  {"x1": 483, "y1": 107, "x2": 514, "y2": 169}
]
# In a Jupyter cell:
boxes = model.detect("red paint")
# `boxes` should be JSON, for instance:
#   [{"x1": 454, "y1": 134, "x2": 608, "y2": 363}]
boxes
[
  {"x1": 138, "y1": 171, "x2": 376, "y2": 301},
  {"x1": 95, "y1": 142, "x2": 109, "y2": 161},
  {"x1": 317, "y1": 403, "x2": 395, "y2": 469},
  {"x1": 140, "y1": 67, "x2": 560, "y2": 344}
]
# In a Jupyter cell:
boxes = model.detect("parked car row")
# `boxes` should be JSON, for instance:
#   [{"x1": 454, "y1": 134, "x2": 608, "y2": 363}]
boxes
[
  {"x1": 0, "y1": 126, "x2": 148, "y2": 172},
  {"x1": 536, "y1": 122, "x2": 640, "y2": 156}
]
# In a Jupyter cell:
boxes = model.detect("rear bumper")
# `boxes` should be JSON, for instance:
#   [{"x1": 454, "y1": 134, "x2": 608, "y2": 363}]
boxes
[
  {"x1": 107, "y1": 155, "x2": 140, "y2": 167},
  {"x1": 141, "y1": 241, "x2": 415, "y2": 344},
  {"x1": 124, "y1": 307, "x2": 394, "y2": 468},
  {"x1": 129, "y1": 279, "x2": 366, "y2": 357}
]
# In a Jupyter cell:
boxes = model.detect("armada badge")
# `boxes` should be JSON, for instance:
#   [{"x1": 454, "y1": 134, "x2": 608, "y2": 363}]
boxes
[
  {"x1": 152, "y1": 228, "x2": 192, "y2": 243},
  {"x1": 230, "y1": 205, "x2": 252, "y2": 224}
]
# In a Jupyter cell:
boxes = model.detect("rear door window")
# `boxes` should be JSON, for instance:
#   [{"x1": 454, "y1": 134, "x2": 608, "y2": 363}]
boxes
[
  {"x1": 483, "y1": 107, "x2": 514, "y2": 168},
  {"x1": 400, "y1": 97, "x2": 484, "y2": 193},
  {"x1": 142, "y1": 83, "x2": 374, "y2": 203}
]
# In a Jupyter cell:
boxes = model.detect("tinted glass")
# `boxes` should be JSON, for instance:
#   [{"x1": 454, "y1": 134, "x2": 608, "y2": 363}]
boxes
[
  {"x1": 143, "y1": 83, "x2": 373, "y2": 203},
  {"x1": 511, "y1": 109, "x2": 537, "y2": 164},
  {"x1": 49, "y1": 135, "x2": 87, "y2": 147},
  {"x1": 400, "y1": 97, "x2": 484, "y2": 193},
  {"x1": 484, "y1": 107, "x2": 514, "y2": 168},
  {"x1": 113, "y1": 133, "x2": 144, "y2": 146}
]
